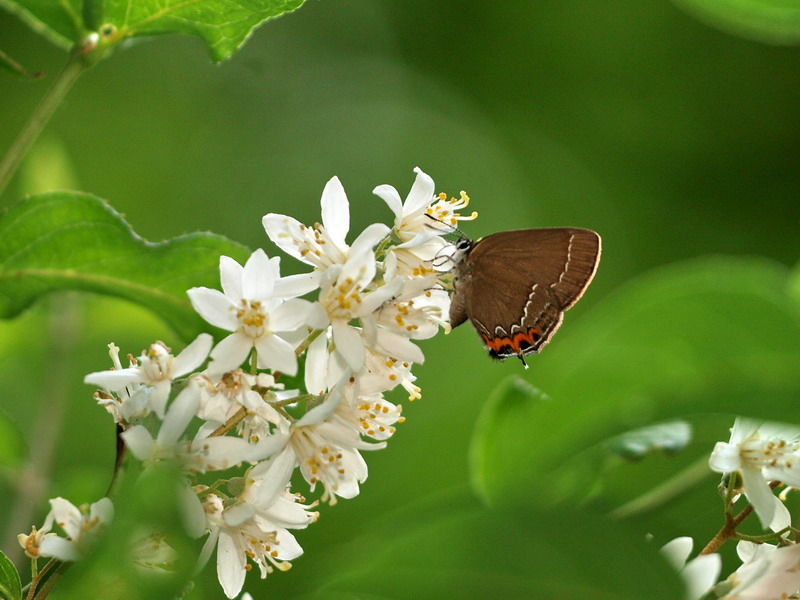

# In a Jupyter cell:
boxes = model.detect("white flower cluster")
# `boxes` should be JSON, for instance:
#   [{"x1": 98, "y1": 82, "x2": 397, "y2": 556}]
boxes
[
  {"x1": 663, "y1": 418, "x2": 800, "y2": 600},
  {"x1": 19, "y1": 168, "x2": 475, "y2": 599}
]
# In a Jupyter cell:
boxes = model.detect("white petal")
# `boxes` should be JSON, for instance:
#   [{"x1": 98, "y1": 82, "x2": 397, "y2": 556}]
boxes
[
  {"x1": 683, "y1": 554, "x2": 721, "y2": 600},
  {"x1": 217, "y1": 532, "x2": 246, "y2": 599},
  {"x1": 296, "y1": 386, "x2": 344, "y2": 427},
  {"x1": 83, "y1": 367, "x2": 144, "y2": 390},
  {"x1": 158, "y1": 384, "x2": 200, "y2": 445},
  {"x1": 188, "y1": 288, "x2": 238, "y2": 331},
  {"x1": 405, "y1": 167, "x2": 436, "y2": 216},
  {"x1": 332, "y1": 320, "x2": 365, "y2": 373},
  {"x1": 358, "y1": 278, "x2": 404, "y2": 315},
  {"x1": 254, "y1": 334, "x2": 298, "y2": 375},
  {"x1": 49, "y1": 498, "x2": 81, "y2": 539},
  {"x1": 741, "y1": 464, "x2": 777, "y2": 528},
  {"x1": 149, "y1": 380, "x2": 172, "y2": 419},
  {"x1": 90, "y1": 497, "x2": 114, "y2": 525},
  {"x1": 708, "y1": 441, "x2": 742, "y2": 473},
  {"x1": 769, "y1": 496, "x2": 792, "y2": 532},
  {"x1": 372, "y1": 183, "x2": 403, "y2": 222},
  {"x1": 268, "y1": 298, "x2": 317, "y2": 334},
  {"x1": 660, "y1": 537, "x2": 693, "y2": 570},
  {"x1": 320, "y1": 176, "x2": 350, "y2": 250},
  {"x1": 121, "y1": 426, "x2": 155, "y2": 461},
  {"x1": 219, "y1": 256, "x2": 244, "y2": 302},
  {"x1": 262, "y1": 213, "x2": 312, "y2": 264},
  {"x1": 274, "y1": 271, "x2": 320, "y2": 298},
  {"x1": 180, "y1": 481, "x2": 207, "y2": 538},
  {"x1": 254, "y1": 447, "x2": 297, "y2": 508},
  {"x1": 207, "y1": 333, "x2": 253, "y2": 377},
  {"x1": 171, "y1": 334, "x2": 213, "y2": 377},
  {"x1": 242, "y1": 249, "x2": 277, "y2": 300},
  {"x1": 223, "y1": 503, "x2": 256, "y2": 528},
  {"x1": 304, "y1": 333, "x2": 328, "y2": 395},
  {"x1": 349, "y1": 223, "x2": 390, "y2": 258},
  {"x1": 273, "y1": 529, "x2": 304, "y2": 560},
  {"x1": 729, "y1": 417, "x2": 761, "y2": 444},
  {"x1": 39, "y1": 537, "x2": 81, "y2": 562},
  {"x1": 374, "y1": 328, "x2": 424, "y2": 364}
]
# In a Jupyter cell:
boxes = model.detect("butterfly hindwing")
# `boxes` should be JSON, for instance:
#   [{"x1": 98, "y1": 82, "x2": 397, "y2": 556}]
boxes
[{"x1": 450, "y1": 228, "x2": 601, "y2": 359}]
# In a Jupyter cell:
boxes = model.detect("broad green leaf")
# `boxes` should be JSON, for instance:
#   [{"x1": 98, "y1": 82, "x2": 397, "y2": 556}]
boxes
[
  {"x1": 671, "y1": 0, "x2": 800, "y2": 44},
  {"x1": 0, "y1": 0, "x2": 308, "y2": 62},
  {"x1": 298, "y1": 491, "x2": 683, "y2": 600},
  {"x1": 471, "y1": 257, "x2": 800, "y2": 508},
  {"x1": 0, "y1": 550, "x2": 22, "y2": 600},
  {"x1": 0, "y1": 191, "x2": 249, "y2": 341},
  {"x1": 605, "y1": 420, "x2": 692, "y2": 459}
]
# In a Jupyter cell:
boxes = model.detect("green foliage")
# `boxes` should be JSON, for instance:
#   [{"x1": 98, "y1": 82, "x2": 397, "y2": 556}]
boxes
[
  {"x1": 0, "y1": 408, "x2": 24, "y2": 472},
  {"x1": 294, "y1": 491, "x2": 684, "y2": 600},
  {"x1": 0, "y1": 550, "x2": 21, "y2": 600},
  {"x1": 0, "y1": 191, "x2": 250, "y2": 342},
  {"x1": 671, "y1": 0, "x2": 800, "y2": 44},
  {"x1": 470, "y1": 257, "x2": 800, "y2": 509},
  {"x1": 0, "y1": 0, "x2": 307, "y2": 61}
]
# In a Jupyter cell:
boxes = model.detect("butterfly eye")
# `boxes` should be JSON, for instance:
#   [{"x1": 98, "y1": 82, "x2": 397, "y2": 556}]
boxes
[{"x1": 456, "y1": 239, "x2": 471, "y2": 251}]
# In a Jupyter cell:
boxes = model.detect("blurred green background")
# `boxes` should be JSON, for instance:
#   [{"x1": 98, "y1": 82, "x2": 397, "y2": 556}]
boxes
[{"x1": 2, "y1": 0, "x2": 800, "y2": 597}]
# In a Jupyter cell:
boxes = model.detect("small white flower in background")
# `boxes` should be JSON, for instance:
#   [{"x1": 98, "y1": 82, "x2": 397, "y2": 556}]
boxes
[
  {"x1": 718, "y1": 541, "x2": 800, "y2": 599},
  {"x1": 85, "y1": 335, "x2": 213, "y2": 419},
  {"x1": 709, "y1": 418, "x2": 800, "y2": 529},
  {"x1": 132, "y1": 532, "x2": 178, "y2": 573},
  {"x1": 660, "y1": 537, "x2": 721, "y2": 600},
  {"x1": 21, "y1": 497, "x2": 114, "y2": 562},
  {"x1": 188, "y1": 249, "x2": 322, "y2": 377}
]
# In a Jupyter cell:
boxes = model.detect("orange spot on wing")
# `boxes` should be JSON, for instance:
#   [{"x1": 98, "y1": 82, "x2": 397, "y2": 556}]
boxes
[{"x1": 480, "y1": 328, "x2": 541, "y2": 357}]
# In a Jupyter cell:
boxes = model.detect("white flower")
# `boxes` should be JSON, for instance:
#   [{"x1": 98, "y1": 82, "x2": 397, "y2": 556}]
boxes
[
  {"x1": 188, "y1": 249, "x2": 322, "y2": 377},
  {"x1": 263, "y1": 176, "x2": 390, "y2": 273},
  {"x1": 373, "y1": 167, "x2": 476, "y2": 279},
  {"x1": 660, "y1": 537, "x2": 721, "y2": 600},
  {"x1": 85, "y1": 335, "x2": 212, "y2": 419},
  {"x1": 32, "y1": 497, "x2": 114, "y2": 562},
  {"x1": 287, "y1": 384, "x2": 384, "y2": 504},
  {"x1": 198, "y1": 491, "x2": 304, "y2": 599},
  {"x1": 303, "y1": 245, "x2": 401, "y2": 393},
  {"x1": 122, "y1": 382, "x2": 288, "y2": 473},
  {"x1": 709, "y1": 418, "x2": 800, "y2": 528},
  {"x1": 721, "y1": 541, "x2": 800, "y2": 599}
]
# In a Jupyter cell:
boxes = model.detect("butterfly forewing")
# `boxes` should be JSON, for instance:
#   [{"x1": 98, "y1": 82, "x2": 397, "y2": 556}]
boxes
[{"x1": 450, "y1": 227, "x2": 601, "y2": 359}]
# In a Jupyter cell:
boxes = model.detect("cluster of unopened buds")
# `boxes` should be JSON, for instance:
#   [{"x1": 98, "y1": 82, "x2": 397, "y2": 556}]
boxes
[{"x1": 18, "y1": 167, "x2": 477, "y2": 598}]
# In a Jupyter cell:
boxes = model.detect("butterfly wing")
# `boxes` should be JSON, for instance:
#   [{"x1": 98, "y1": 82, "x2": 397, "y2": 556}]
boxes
[{"x1": 458, "y1": 228, "x2": 601, "y2": 358}]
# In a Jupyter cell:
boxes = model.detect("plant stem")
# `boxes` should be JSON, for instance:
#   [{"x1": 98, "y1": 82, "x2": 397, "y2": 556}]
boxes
[
  {"x1": 0, "y1": 51, "x2": 88, "y2": 198},
  {"x1": 699, "y1": 481, "x2": 782, "y2": 555}
]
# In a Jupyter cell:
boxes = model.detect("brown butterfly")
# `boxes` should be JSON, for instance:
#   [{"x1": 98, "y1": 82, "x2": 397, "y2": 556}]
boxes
[{"x1": 448, "y1": 228, "x2": 601, "y2": 366}]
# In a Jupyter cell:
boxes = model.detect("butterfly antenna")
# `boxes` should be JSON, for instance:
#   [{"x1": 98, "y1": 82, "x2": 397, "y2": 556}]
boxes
[{"x1": 424, "y1": 212, "x2": 470, "y2": 240}]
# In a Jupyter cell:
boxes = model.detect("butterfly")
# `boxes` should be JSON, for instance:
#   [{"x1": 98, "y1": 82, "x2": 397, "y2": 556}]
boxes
[{"x1": 448, "y1": 228, "x2": 601, "y2": 366}]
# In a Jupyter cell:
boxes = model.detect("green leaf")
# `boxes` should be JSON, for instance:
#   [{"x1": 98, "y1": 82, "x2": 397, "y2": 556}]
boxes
[
  {"x1": 605, "y1": 421, "x2": 692, "y2": 459},
  {"x1": 0, "y1": 191, "x2": 250, "y2": 342},
  {"x1": 1, "y1": 0, "x2": 308, "y2": 62},
  {"x1": 0, "y1": 550, "x2": 22, "y2": 600},
  {"x1": 302, "y1": 491, "x2": 683, "y2": 600},
  {"x1": 471, "y1": 257, "x2": 800, "y2": 508},
  {"x1": 671, "y1": 0, "x2": 800, "y2": 45}
]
